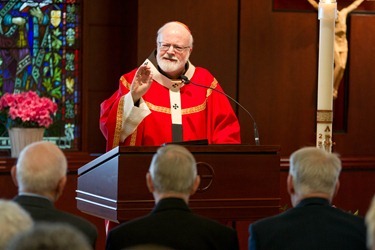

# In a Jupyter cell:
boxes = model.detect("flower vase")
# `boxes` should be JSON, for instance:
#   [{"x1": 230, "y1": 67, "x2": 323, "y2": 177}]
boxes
[{"x1": 8, "y1": 128, "x2": 45, "y2": 158}]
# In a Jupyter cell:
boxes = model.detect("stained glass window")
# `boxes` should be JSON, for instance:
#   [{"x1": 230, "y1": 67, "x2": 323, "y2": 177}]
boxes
[{"x1": 0, "y1": 0, "x2": 80, "y2": 150}]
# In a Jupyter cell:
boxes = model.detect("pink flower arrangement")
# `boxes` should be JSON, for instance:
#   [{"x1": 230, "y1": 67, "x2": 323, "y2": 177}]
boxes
[{"x1": 0, "y1": 91, "x2": 58, "y2": 128}]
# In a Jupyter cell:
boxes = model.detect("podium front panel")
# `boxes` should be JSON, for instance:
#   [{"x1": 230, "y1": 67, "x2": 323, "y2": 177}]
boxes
[{"x1": 77, "y1": 145, "x2": 280, "y2": 222}]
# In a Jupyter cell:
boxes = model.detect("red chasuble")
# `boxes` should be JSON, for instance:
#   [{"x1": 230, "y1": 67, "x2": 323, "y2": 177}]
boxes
[{"x1": 100, "y1": 64, "x2": 240, "y2": 151}]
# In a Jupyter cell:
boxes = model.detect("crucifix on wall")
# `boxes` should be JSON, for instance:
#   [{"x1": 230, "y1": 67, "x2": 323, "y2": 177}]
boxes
[
  {"x1": 307, "y1": 0, "x2": 365, "y2": 99},
  {"x1": 273, "y1": 0, "x2": 374, "y2": 131}
]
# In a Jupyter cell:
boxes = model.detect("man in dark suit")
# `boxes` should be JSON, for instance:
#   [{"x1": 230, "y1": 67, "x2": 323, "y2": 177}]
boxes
[
  {"x1": 11, "y1": 141, "x2": 98, "y2": 247},
  {"x1": 366, "y1": 195, "x2": 375, "y2": 250},
  {"x1": 248, "y1": 147, "x2": 367, "y2": 250},
  {"x1": 105, "y1": 144, "x2": 239, "y2": 250}
]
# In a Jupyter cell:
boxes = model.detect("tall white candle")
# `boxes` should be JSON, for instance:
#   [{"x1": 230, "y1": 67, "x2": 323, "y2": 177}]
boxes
[{"x1": 316, "y1": 0, "x2": 337, "y2": 152}]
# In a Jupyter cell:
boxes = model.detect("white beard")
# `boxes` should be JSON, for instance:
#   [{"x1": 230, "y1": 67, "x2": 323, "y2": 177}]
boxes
[{"x1": 157, "y1": 54, "x2": 188, "y2": 74}]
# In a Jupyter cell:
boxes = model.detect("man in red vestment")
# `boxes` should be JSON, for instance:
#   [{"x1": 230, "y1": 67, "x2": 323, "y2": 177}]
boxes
[
  {"x1": 100, "y1": 21, "x2": 241, "y2": 151},
  {"x1": 100, "y1": 21, "x2": 241, "y2": 233}
]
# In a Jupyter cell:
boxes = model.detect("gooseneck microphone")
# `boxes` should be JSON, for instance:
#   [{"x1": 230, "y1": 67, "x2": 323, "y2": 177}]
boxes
[{"x1": 180, "y1": 75, "x2": 260, "y2": 146}]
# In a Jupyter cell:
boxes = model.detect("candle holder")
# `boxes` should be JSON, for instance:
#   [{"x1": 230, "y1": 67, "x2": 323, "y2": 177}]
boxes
[{"x1": 316, "y1": 0, "x2": 337, "y2": 153}]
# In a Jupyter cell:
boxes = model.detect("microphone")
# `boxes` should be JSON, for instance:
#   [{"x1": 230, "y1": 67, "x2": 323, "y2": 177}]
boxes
[{"x1": 180, "y1": 75, "x2": 260, "y2": 146}]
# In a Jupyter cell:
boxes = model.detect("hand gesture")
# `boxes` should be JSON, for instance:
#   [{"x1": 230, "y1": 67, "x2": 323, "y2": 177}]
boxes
[
  {"x1": 30, "y1": 7, "x2": 43, "y2": 23},
  {"x1": 131, "y1": 64, "x2": 153, "y2": 103}
]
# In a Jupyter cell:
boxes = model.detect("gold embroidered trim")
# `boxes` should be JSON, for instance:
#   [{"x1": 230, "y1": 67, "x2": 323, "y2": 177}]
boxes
[
  {"x1": 120, "y1": 76, "x2": 131, "y2": 90},
  {"x1": 145, "y1": 102, "x2": 171, "y2": 114},
  {"x1": 112, "y1": 96, "x2": 124, "y2": 148},
  {"x1": 145, "y1": 100, "x2": 207, "y2": 115},
  {"x1": 182, "y1": 102, "x2": 207, "y2": 114},
  {"x1": 206, "y1": 79, "x2": 218, "y2": 98},
  {"x1": 129, "y1": 129, "x2": 137, "y2": 146},
  {"x1": 317, "y1": 110, "x2": 333, "y2": 123},
  {"x1": 144, "y1": 78, "x2": 217, "y2": 115}
]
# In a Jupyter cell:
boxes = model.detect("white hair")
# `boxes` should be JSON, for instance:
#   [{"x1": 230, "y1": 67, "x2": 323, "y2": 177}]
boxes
[
  {"x1": 156, "y1": 21, "x2": 194, "y2": 47},
  {"x1": 0, "y1": 199, "x2": 33, "y2": 249},
  {"x1": 7, "y1": 223, "x2": 92, "y2": 250},
  {"x1": 289, "y1": 147, "x2": 341, "y2": 197},
  {"x1": 149, "y1": 145, "x2": 197, "y2": 195}
]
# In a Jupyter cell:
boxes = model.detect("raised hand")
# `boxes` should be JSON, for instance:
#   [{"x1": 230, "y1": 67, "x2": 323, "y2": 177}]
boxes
[{"x1": 130, "y1": 64, "x2": 153, "y2": 103}]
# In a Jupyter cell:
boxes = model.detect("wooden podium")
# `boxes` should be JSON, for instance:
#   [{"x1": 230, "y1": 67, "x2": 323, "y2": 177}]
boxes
[{"x1": 76, "y1": 145, "x2": 281, "y2": 223}]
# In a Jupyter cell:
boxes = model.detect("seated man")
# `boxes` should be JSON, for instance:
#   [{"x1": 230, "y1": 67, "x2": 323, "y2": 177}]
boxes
[
  {"x1": 0, "y1": 199, "x2": 33, "y2": 249},
  {"x1": 366, "y1": 195, "x2": 375, "y2": 250},
  {"x1": 7, "y1": 222, "x2": 92, "y2": 250},
  {"x1": 11, "y1": 141, "x2": 98, "y2": 247},
  {"x1": 106, "y1": 144, "x2": 239, "y2": 250},
  {"x1": 249, "y1": 147, "x2": 367, "y2": 250}
]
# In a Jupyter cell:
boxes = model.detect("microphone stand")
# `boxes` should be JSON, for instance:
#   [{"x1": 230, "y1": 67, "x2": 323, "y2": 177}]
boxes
[{"x1": 180, "y1": 75, "x2": 260, "y2": 145}]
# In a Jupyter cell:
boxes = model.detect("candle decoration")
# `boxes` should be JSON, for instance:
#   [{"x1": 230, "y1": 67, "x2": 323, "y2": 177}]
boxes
[{"x1": 316, "y1": 0, "x2": 337, "y2": 152}]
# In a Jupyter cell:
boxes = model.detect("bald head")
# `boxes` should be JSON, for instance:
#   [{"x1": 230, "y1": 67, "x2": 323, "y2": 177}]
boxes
[
  {"x1": 156, "y1": 21, "x2": 193, "y2": 48},
  {"x1": 15, "y1": 141, "x2": 67, "y2": 198},
  {"x1": 155, "y1": 21, "x2": 194, "y2": 78}
]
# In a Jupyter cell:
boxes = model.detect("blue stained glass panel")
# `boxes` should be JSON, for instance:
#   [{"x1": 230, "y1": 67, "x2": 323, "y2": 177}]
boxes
[{"x1": 0, "y1": 0, "x2": 81, "y2": 150}]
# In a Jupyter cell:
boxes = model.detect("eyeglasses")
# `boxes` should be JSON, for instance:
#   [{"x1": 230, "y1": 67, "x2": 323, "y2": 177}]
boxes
[{"x1": 158, "y1": 42, "x2": 190, "y2": 53}]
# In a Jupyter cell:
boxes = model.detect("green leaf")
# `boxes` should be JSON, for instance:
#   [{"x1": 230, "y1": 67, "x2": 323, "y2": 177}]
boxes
[
  {"x1": 53, "y1": 53, "x2": 62, "y2": 66},
  {"x1": 52, "y1": 28, "x2": 62, "y2": 37},
  {"x1": 42, "y1": 78, "x2": 53, "y2": 91},
  {"x1": 52, "y1": 68, "x2": 62, "y2": 82},
  {"x1": 51, "y1": 86, "x2": 62, "y2": 99},
  {"x1": 45, "y1": 52, "x2": 52, "y2": 61}
]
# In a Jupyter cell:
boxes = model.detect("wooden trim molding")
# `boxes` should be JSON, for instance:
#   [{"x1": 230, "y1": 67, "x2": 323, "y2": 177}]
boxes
[{"x1": 280, "y1": 156, "x2": 375, "y2": 171}]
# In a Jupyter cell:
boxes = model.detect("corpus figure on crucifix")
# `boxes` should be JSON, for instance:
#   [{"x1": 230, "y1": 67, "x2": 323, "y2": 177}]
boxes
[{"x1": 308, "y1": 0, "x2": 364, "y2": 99}]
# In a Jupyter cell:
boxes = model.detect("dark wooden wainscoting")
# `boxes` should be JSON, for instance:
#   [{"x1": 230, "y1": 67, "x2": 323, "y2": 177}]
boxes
[{"x1": 1, "y1": 154, "x2": 374, "y2": 250}]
